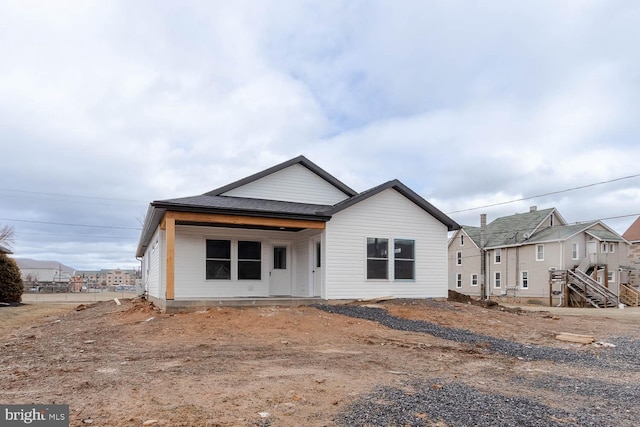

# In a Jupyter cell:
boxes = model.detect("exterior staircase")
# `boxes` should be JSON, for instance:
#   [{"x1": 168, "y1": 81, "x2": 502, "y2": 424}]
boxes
[
  {"x1": 619, "y1": 284, "x2": 640, "y2": 307},
  {"x1": 566, "y1": 269, "x2": 618, "y2": 308}
]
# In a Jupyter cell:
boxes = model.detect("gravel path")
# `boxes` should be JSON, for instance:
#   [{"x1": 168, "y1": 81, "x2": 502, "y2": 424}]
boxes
[
  {"x1": 317, "y1": 304, "x2": 640, "y2": 426},
  {"x1": 315, "y1": 304, "x2": 640, "y2": 368},
  {"x1": 335, "y1": 378, "x2": 638, "y2": 427}
]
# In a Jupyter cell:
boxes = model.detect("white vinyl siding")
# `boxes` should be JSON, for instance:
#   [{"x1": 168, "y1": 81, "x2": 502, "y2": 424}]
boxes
[
  {"x1": 145, "y1": 228, "x2": 162, "y2": 299},
  {"x1": 173, "y1": 226, "x2": 296, "y2": 298},
  {"x1": 221, "y1": 163, "x2": 350, "y2": 205},
  {"x1": 324, "y1": 188, "x2": 449, "y2": 299}
]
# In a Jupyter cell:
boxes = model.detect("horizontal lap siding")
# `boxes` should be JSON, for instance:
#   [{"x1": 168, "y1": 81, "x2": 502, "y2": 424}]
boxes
[
  {"x1": 173, "y1": 226, "x2": 308, "y2": 298},
  {"x1": 324, "y1": 189, "x2": 448, "y2": 299},
  {"x1": 145, "y1": 228, "x2": 162, "y2": 299},
  {"x1": 221, "y1": 164, "x2": 349, "y2": 205}
]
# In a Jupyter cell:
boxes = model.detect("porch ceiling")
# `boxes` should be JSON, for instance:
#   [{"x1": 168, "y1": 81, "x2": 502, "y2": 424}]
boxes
[{"x1": 160, "y1": 211, "x2": 326, "y2": 231}]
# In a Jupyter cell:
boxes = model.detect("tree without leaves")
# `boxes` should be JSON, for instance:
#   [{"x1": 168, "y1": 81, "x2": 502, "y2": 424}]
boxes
[{"x1": 0, "y1": 224, "x2": 15, "y2": 248}]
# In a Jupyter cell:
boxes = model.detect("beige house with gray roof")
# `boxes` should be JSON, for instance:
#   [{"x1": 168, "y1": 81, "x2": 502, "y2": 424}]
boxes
[{"x1": 448, "y1": 206, "x2": 632, "y2": 305}]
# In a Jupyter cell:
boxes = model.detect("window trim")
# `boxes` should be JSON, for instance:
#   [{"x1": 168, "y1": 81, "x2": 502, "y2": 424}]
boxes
[
  {"x1": 205, "y1": 239, "x2": 232, "y2": 280},
  {"x1": 366, "y1": 237, "x2": 389, "y2": 280},
  {"x1": 536, "y1": 244, "x2": 544, "y2": 261},
  {"x1": 456, "y1": 251, "x2": 462, "y2": 266},
  {"x1": 460, "y1": 235, "x2": 464, "y2": 246},
  {"x1": 471, "y1": 274, "x2": 478, "y2": 287},
  {"x1": 456, "y1": 273, "x2": 462, "y2": 288},
  {"x1": 521, "y1": 271, "x2": 528, "y2": 289},
  {"x1": 394, "y1": 238, "x2": 415, "y2": 281},
  {"x1": 571, "y1": 242, "x2": 579, "y2": 260},
  {"x1": 494, "y1": 271, "x2": 501, "y2": 288},
  {"x1": 609, "y1": 243, "x2": 615, "y2": 254},
  {"x1": 494, "y1": 248, "x2": 501, "y2": 264}
]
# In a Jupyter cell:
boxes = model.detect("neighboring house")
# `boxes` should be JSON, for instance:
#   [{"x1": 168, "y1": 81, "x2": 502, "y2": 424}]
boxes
[
  {"x1": 13, "y1": 258, "x2": 75, "y2": 284},
  {"x1": 0, "y1": 244, "x2": 12, "y2": 255},
  {"x1": 622, "y1": 216, "x2": 640, "y2": 286},
  {"x1": 136, "y1": 155, "x2": 459, "y2": 312},
  {"x1": 448, "y1": 206, "x2": 631, "y2": 305},
  {"x1": 77, "y1": 268, "x2": 139, "y2": 287}
]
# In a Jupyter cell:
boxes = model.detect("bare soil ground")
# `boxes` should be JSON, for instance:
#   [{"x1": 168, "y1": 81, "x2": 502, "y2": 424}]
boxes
[{"x1": 1, "y1": 296, "x2": 639, "y2": 426}]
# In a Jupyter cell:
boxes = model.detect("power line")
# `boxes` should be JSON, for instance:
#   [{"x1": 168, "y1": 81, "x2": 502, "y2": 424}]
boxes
[
  {"x1": 0, "y1": 218, "x2": 142, "y2": 231},
  {"x1": 446, "y1": 173, "x2": 640, "y2": 214}
]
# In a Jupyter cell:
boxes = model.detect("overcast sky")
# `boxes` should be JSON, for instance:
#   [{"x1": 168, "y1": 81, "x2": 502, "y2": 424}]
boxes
[{"x1": 1, "y1": 0, "x2": 639, "y2": 271}]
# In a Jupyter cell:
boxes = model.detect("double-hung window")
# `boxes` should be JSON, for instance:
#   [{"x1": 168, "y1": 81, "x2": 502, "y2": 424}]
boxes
[
  {"x1": 536, "y1": 244, "x2": 544, "y2": 261},
  {"x1": 456, "y1": 274, "x2": 462, "y2": 288},
  {"x1": 521, "y1": 271, "x2": 528, "y2": 289},
  {"x1": 206, "y1": 240, "x2": 231, "y2": 280},
  {"x1": 456, "y1": 251, "x2": 462, "y2": 266},
  {"x1": 394, "y1": 239, "x2": 415, "y2": 280},
  {"x1": 494, "y1": 271, "x2": 501, "y2": 288},
  {"x1": 367, "y1": 238, "x2": 388, "y2": 279},
  {"x1": 366, "y1": 238, "x2": 416, "y2": 280},
  {"x1": 238, "y1": 241, "x2": 261, "y2": 280},
  {"x1": 206, "y1": 240, "x2": 262, "y2": 280},
  {"x1": 572, "y1": 243, "x2": 579, "y2": 260},
  {"x1": 494, "y1": 248, "x2": 501, "y2": 264}
]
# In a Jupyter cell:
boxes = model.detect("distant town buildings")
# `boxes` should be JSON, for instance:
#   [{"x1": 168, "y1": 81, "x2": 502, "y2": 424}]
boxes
[{"x1": 12, "y1": 258, "x2": 140, "y2": 292}]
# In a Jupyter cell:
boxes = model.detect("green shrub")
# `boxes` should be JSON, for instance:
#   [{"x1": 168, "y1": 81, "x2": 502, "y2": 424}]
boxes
[{"x1": 0, "y1": 254, "x2": 23, "y2": 303}]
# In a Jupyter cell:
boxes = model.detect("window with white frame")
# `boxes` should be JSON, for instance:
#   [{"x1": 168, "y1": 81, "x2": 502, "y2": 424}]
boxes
[
  {"x1": 456, "y1": 273, "x2": 462, "y2": 288},
  {"x1": 206, "y1": 240, "x2": 232, "y2": 280},
  {"x1": 494, "y1": 248, "x2": 501, "y2": 264},
  {"x1": 238, "y1": 241, "x2": 262, "y2": 280},
  {"x1": 536, "y1": 244, "x2": 544, "y2": 261},
  {"x1": 572, "y1": 242, "x2": 579, "y2": 260},
  {"x1": 367, "y1": 238, "x2": 389, "y2": 279},
  {"x1": 471, "y1": 274, "x2": 478, "y2": 286},
  {"x1": 494, "y1": 271, "x2": 501, "y2": 288},
  {"x1": 394, "y1": 239, "x2": 415, "y2": 280},
  {"x1": 456, "y1": 251, "x2": 462, "y2": 266},
  {"x1": 460, "y1": 234, "x2": 464, "y2": 246},
  {"x1": 601, "y1": 242, "x2": 608, "y2": 253},
  {"x1": 609, "y1": 243, "x2": 615, "y2": 253},
  {"x1": 608, "y1": 271, "x2": 615, "y2": 282},
  {"x1": 521, "y1": 271, "x2": 528, "y2": 289}
]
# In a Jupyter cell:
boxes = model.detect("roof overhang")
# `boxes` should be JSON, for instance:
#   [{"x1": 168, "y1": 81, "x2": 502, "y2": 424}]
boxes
[{"x1": 136, "y1": 204, "x2": 328, "y2": 257}]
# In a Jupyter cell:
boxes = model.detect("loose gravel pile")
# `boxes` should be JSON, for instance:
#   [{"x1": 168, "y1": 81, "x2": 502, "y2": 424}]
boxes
[
  {"x1": 315, "y1": 304, "x2": 640, "y2": 368},
  {"x1": 335, "y1": 378, "x2": 637, "y2": 427},
  {"x1": 317, "y1": 304, "x2": 640, "y2": 426}
]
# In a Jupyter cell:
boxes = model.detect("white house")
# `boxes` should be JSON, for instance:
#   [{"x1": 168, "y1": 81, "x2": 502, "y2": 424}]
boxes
[{"x1": 136, "y1": 156, "x2": 459, "y2": 312}]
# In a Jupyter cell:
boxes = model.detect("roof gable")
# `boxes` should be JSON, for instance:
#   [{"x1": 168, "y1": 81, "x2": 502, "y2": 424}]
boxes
[
  {"x1": 325, "y1": 180, "x2": 459, "y2": 231},
  {"x1": 623, "y1": 216, "x2": 640, "y2": 242},
  {"x1": 485, "y1": 207, "x2": 560, "y2": 247},
  {"x1": 205, "y1": 156, "x2": 357, "y2": 204}
]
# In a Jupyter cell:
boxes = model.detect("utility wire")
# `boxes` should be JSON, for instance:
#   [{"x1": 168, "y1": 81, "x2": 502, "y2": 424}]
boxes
[
  {"x1": 0, "y1": 218, "x2": 142, "y2": 231},
  {"x1": 446, "y1": 173, "x2": 640, "y2": 214}
]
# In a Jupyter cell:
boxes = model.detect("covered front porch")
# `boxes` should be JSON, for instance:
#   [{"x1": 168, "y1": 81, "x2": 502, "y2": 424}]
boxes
[{"x1": 157, "y1": 210, "x2": 326, "y2": 310}]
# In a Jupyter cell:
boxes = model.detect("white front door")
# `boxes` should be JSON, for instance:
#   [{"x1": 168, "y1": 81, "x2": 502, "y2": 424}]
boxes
[
  {"x1": 270, "y1": 244, "x2": 291, "y2": 296},
  {"x1": 312, "y1": 238, "x2": 322, "y2": 297}
]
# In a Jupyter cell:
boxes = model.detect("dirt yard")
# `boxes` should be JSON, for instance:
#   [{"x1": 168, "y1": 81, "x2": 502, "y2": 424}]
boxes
[{"x1": 1, "y1": 295, "x2": 639, "y2": 426}]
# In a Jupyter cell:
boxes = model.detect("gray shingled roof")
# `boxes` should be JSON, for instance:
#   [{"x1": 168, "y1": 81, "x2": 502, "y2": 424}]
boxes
[
  {"x1": 205, "y1": 155, "x2": 358, "y2": 197},
  {"x1": 484, "y1": 207, "x2": 556, "y2": 248},
  {"x1": 157, "y1": 194, "x2": 332, "y2": 218},
  {"x1": 525, "y1": 222, "x2": 597, "y2": 243},
  {"x1": 586, "y1": 229, "x2": 626, "y2": 242},
  {"x1": 136, "y1": 157, "x2": 460, "y2": 256}
]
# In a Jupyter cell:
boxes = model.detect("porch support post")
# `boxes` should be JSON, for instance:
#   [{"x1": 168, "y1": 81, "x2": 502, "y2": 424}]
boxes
[{"x1": 164, "y1": 216, "x2": 176, "y2": 300}]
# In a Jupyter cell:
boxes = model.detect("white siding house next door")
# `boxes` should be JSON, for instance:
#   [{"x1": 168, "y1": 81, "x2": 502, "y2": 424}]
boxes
[{"x1": 269, "y1": 242, "x2": 292, "y2": 295}]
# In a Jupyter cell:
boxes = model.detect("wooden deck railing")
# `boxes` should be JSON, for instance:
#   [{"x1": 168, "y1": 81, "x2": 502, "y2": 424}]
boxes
[{"x1": 619, "y1": 284, "x2": 639, "y2": 307}]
